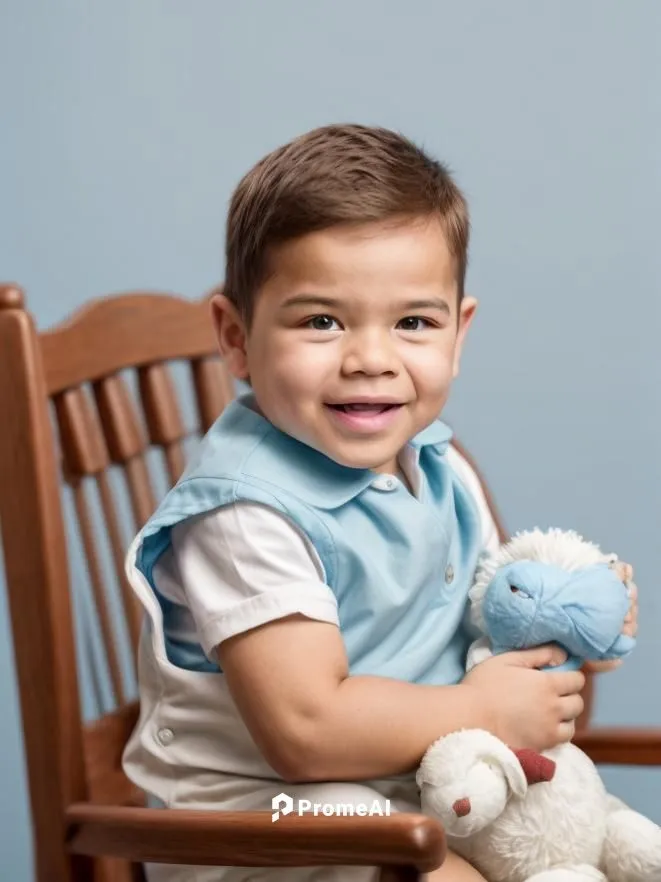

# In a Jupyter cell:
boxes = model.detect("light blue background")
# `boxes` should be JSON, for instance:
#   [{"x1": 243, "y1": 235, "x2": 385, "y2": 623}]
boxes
[{"x1": 1, "y1": 1, "x2": 659, "y2": 878}]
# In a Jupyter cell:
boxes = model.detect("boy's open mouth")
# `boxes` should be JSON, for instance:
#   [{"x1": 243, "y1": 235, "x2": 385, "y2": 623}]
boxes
[
  {"x1": 326, "y1": 403, "x2": 400, "y2": 414},
  {"x1": 324, "y1": 402, "x2": 404, "y2": 433}
]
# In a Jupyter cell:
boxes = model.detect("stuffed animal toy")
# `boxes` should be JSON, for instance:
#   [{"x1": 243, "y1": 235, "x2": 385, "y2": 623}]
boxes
[
  {"x1": 416, "y1": 528, "x2": 661, "y2": 882},
  {"x1": 417, "y1": 727, "x2": 661, "y2": 882},
  {"x1": 466, "y1": 528, "x2": 636, "y2": 673}
]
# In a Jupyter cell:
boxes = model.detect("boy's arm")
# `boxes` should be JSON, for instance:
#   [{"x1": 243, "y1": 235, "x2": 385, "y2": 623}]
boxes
[
  {"x1": 217, "y1": 615, "x2": 581, "y2": 783},
  {"x1": 217, "y1": 614, "x2": 488, "y2": 781}
]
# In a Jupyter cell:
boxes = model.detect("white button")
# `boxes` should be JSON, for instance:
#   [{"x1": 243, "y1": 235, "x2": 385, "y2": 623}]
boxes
[
  {"x1": 371, "y1": 475, "x2": 398, "y2": 491},
  {"x1": 157, "y1": 727, "x2": 175, "y2": 746},
  {"x1": 445, "y1": 564, "x2": 454, "y2": 584}
]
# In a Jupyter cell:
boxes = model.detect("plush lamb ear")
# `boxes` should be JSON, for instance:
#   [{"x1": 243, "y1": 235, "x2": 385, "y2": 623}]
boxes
[
  {"x1": 512, "y1": 749, "x2": 556, "y2": 785},
  {"x1": 480, "y1": 739, "x2": 528, "y2": 799}
]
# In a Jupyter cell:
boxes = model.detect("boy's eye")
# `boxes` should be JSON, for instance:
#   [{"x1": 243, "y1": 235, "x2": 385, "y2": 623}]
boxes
[
  {"x1": 307, "y1": 315, "x2": 340, "y2": 331},
  {"x1": 397, "y1": 316, "x2": 432, "y2": 331}
]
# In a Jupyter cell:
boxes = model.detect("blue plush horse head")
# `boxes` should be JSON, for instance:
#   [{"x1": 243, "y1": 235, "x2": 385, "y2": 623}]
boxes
[{"x1": 476, "y1": 532, "x2": 635, "y2": 672}]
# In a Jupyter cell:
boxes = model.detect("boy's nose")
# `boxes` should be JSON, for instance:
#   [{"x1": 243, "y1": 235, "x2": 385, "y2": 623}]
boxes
[{"x1": 341, "y1": 333, "x2": 399, "y2": 376}]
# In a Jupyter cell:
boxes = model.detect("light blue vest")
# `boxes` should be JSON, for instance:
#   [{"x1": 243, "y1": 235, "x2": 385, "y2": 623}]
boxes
[{"x1": 135, "y1": 395, "x2": 484, "y2": 686}]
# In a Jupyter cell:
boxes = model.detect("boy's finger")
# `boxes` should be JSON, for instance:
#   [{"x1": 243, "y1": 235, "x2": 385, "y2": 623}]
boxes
[
  {"x1": 613, "y1": 561, "x2": 634, "y2": 584},
  {"x1": 623, "y1": 594, "x2": 638, "y2": 636},
  {"x1": 551, "y1": 669, "x2": 586, "y2": 695},
  {"x1": 560, "y1": 692, "x2": 585, "y2": 721},
  {"x1": 584, "y1": 659, "x2": 623, "y2": 673},
  {"x1": 622, "y1": 620, "x2": 637, "y2": 638},
  {"x1": 556, "y1": 721, "x2": 576, "y2": 744},
  {"x1": 503, "y1": 644, "x2": 568, "y2": 669}
]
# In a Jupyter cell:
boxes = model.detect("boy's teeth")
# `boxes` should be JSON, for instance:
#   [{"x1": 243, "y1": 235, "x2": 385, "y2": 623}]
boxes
[{"x1": 343, "y1": 403, "x2": 390, "y2": 412}]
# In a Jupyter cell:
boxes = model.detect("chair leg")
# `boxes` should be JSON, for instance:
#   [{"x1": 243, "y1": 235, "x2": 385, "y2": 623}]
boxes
[
  {"x1": 130, "y1": 864, "x2": 147, "y2": 882},
  {"x1": 379, "y1": 867, "x2": 421, "y2": 882},
  {"x1": 69, "y1": 854, "x2": 98, "y2": 882}
]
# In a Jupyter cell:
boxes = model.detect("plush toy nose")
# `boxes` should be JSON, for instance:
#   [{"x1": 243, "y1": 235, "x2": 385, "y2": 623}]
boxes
[{"x1": 452, "y1": 797, "x2": 471, "y2": 817}]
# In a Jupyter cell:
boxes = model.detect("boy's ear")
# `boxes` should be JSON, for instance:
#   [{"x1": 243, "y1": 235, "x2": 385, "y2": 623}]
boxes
[
  {"x1": 452, "y1": 295, "x2": 478, "y2": 378},
  {"x1": 210, "y1": 293, "x2": 250, "y2": 380}
]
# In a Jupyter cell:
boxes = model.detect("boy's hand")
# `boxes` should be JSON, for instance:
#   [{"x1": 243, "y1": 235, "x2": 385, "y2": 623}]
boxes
[
  {"x1": 584, "y1": 561, "x2": 638, "y2": 674},
  {"x1": 463, "y1": 644, "x2": 585, "y2": 752}
]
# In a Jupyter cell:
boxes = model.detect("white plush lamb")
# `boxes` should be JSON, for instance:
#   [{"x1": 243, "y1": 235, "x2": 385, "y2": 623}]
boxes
[{"x1": 416, "y1": 528, "x2": 661, "y2": 882}]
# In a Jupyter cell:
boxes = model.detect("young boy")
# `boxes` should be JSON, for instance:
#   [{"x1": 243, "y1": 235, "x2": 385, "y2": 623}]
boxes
[{"x1": 123, "y1": 124, "x2": 637, "y2": 882}]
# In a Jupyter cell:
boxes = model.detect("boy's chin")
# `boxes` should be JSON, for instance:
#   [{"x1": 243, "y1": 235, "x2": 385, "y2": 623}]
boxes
[
  {"x1": 323, "y1": 442, "x2": 401, "y2": 473},
  {"x1": 286, "y1": 425, "x2": 403, "y2": 472}
]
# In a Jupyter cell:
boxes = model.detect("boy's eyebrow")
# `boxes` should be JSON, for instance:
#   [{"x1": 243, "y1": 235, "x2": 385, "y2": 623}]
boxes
[
  {"x1": 281, "y1": 294, "x2": 451, "y2": 314},
  {"x1": 403, "y1": 298, "x2": 451, "y2": 315},
  {"x1": 281, "y1": 294, "x2": 340, "y2": 310}
]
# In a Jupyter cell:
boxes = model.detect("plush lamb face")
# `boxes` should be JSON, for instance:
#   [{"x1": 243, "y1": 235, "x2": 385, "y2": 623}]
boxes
[
  {"x1": 416, "y1": 729, "x2": 530, "y2": 837},
  {"x1": 468, "y1": 529, "x2": 634, "y2": 664}
]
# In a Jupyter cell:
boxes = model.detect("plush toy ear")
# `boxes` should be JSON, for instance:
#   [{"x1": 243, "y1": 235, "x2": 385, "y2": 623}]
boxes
[
  {"x1": 481, "y1": 740, "x2": 528, "y2": 799},
  {"x1": 512, "y1": 749, "x2": 556, "y2": 785}
]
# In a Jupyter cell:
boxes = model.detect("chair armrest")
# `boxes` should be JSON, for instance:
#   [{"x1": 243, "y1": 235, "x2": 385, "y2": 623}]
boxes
[
  {"x1": 65, "y1": 804, "x2": 446, "y2": 872},
  {"x1": 574, "y1": 727, "x2": 661, "y2": 765}
]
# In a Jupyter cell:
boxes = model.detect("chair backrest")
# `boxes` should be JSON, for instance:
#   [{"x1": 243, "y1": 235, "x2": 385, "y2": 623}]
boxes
[
  {"x1": 0, "y1": 285, "x2": 234, "y2": 882},
  {"x1": 0, "y1": 283, "x2": 594, "y2": 882}
]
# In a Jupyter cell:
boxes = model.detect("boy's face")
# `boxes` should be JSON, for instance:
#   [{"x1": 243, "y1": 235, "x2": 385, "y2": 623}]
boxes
[{"x1": 213, "y1": 217, "x2": 476, "y2": 474}]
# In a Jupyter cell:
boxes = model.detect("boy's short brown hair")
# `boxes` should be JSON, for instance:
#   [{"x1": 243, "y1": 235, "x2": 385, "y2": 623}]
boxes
[{"x1": 224, "y1": 124, "x2": 469, "y2": 323}]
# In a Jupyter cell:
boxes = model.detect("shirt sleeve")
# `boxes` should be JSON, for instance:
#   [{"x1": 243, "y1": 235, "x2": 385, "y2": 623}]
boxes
[
  {"x1": 446, "y1": 445, "x2": 502, "y2": 556},
  {"x1": 170, "y1": 502, "x2": 340, "y2": 655}
]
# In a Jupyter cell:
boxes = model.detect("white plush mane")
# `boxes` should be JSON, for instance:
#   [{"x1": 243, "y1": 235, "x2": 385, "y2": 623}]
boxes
[{"x1": 469, "y1": 528, "x2": 615, "y2": 632}]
